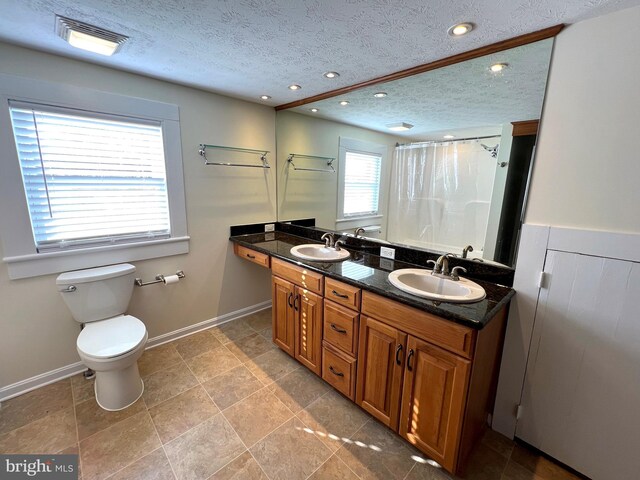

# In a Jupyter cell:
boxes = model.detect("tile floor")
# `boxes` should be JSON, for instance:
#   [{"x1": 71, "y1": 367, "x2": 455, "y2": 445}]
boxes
[{"x1": 0, "y1": 308, "x2": 583, "y2": 480}]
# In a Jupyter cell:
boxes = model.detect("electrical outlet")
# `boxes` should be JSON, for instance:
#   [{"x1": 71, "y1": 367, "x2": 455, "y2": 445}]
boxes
[
  {"x1": 264, "y1": 223, "x2": 275, "y2": 232},
  {"x1": 380, "y1": 258, "x2": 394, "y2": 270},
  {"x1": 380, "y1": 246, "x2": 395, "y2": 259}
]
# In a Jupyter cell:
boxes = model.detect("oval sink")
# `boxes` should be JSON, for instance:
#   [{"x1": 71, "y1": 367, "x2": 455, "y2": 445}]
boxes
[
  {"x1": 388, "y1": 268, "x2": 486, "y2": 303},
  {"x1": 290, "y1": 244, "x2": 351, "y2": 262}
]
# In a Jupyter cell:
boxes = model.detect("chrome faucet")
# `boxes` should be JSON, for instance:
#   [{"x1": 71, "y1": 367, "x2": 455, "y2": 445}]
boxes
[
  {"x1": 354, "y1": 227, "x2": 365, "y2": 237},
  {"x1": 462, "y1": 245, "x2": 474, "y2": 259},
  {"x1": 334, "y1": 239, "x2": 346, "y2": 251},
  {"x1": 321, "y1": 232, "x2": 335, "y2": 248},
  {"x1": 427, "y1": 253, "x2": 454, "y2": 276}
]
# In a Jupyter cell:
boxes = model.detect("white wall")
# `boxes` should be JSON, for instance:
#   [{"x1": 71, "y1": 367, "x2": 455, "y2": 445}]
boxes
[
  {"x1": 0, "y1": 43, "x2": 275, "y2": 388},
  {"x1": 525, "y1": 5, "x2": 640, "y2": 233}
]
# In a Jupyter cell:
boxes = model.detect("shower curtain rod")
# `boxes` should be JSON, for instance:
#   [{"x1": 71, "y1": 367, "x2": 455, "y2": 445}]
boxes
[{"x1": 396, "y1": 134, "x2": 501, "y2": 147}]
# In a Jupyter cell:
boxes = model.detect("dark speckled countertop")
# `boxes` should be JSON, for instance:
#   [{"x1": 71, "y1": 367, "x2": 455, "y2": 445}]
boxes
[{"x1": 230, "y1": 231, "x2": 515, "y2": 330}]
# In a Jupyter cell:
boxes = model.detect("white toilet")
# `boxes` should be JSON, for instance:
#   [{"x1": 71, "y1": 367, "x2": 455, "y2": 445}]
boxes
[{"x1": 57, "y1": 263, "x2": 148, "y2": 411}]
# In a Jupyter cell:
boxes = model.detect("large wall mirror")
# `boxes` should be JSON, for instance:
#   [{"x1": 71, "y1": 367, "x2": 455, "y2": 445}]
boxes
[{"x1": 275, "y1": 37, "x2": 554, "y2": 267}]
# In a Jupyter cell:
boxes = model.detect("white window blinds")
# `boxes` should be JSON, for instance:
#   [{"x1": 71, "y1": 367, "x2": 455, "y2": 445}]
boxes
[
  {"x1": 343, "y1": 150, "x2": 382, "y2": 217},
  {"x1": 9, "y1": 102, "x2": 171, "y2": 252}
]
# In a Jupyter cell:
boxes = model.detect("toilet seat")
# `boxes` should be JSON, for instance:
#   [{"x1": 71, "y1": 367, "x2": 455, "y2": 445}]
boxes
[{"x1": 77, "y1": 315, "x2": 147, "y2": 360}]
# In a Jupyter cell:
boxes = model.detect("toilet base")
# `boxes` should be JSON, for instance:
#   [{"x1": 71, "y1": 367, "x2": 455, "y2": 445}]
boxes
[{"x1": 94, "y1": 362, "x2": 144, "y2": 411}]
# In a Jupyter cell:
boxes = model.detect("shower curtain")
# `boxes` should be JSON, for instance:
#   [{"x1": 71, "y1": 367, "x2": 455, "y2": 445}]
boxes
[{"x1": 387, "y1": 141, "x2": 497, "y2": 256}]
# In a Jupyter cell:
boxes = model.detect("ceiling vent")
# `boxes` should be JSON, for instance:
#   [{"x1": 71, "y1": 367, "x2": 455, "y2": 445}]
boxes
[{"x1": 55, "y1": 15, "x2": 128, "y2": 56}]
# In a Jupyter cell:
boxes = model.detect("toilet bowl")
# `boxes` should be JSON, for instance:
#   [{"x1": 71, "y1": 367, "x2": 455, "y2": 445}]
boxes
[{"x1": 57, "y1": 264, "x2": 148, "y2": 411}]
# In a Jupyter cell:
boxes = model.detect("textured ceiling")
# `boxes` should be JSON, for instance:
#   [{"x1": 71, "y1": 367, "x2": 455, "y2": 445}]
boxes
[
  {"x1": 289, "y1": 39, "x2": 553, "y2": 140},
  {"x1": 0, "y1": 0, "x2": 637, "y2": 106}
]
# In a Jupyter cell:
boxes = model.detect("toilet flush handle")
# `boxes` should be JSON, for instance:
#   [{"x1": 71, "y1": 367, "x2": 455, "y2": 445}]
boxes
[{"x1": 62, "y1": 285, "x2": 77, "y2": 293}]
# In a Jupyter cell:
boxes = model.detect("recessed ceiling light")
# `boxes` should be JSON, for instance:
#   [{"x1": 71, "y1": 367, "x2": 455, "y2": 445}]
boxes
[
  {"x1": 387, "y1": 122, "x2": 414, "y2": 131},
  {"x1": 288, "y1": 84, "x2": 301, "y2": 90},
  {"x1": 323, "y1": 71, "x2": 340, "y2": 79},
  {"x1": 373, "y1": 92, "x2": 388, "y2": 98},
  {"x1": 56, "y1": 15, "x2": 128, "y2": 56},
  {"x1": 259, "y1": 95, "x2": 271, "y2": 100},
  {"x1": 443, "y1": 135, "x2": 455, "y2": 139},
  {"x1": 447, "y1": 22, "x2": 474, "y2": 36},
  {"x1": 490, "y1": 62, "x2": 509, "y2": 73},
  {"x1": 310, "y1": 108, "x2": 319, "y2": 112},
  {"x1": 339, "y1": 100, "x2": 350, "y2": 106}
]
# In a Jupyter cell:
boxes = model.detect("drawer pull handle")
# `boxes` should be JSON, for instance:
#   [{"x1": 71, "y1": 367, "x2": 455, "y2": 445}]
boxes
[
  {"x1": 330, "y1": 324, "x2": 347, "y2": 334},
  {"x1": 331, "y1": 290, "x2": 349, "y2": 299},
  {"x1": 294, "y1": 295, "x2": 299, "y2": 311},
  {"x1": 246, "y1": 254, "x2": 256, "y2": 259},
  {"x1": 288, "y1": 292, "x2": 294, "y2": 308},
  {"x1": 395, "y1": 344, "x2": 403, "y2": 365},
  {"x1": 407, "y1": 349, "x2": 415, "y2": 372},
  {"x1": 329, "y1": 366, "x2": 344, "y2": 377}
]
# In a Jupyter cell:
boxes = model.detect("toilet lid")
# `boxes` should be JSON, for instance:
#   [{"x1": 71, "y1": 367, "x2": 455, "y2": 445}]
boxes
[{"x1": 77, "y1": 315, "x2": 147, "y2": 359}]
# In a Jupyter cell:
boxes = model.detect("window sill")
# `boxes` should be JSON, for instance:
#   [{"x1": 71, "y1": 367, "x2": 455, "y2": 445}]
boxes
[
  {"x1": 336, "y1": 214, "x2": 383, "y2": 224},
  {"x1": 3, "y1": 236, "x2": 190, "y2": 280}
]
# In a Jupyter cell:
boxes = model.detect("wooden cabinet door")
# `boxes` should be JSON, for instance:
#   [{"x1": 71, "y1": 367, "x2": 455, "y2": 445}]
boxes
[
  {"x1": 294, "y1": 286, "x2": 323, "y2": 375},
  {"x1": 356, "y1": 316, "x2": 407, "y2": 430},
  {"x1": 399, "y1": 336, "x2": 471, "y2": 472},
  {"x1": 272, "y1": 276, "x2": 295, "y2": 357}
]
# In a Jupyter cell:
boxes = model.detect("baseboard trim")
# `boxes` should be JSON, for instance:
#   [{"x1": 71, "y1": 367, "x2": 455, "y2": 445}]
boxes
[{"x1": 0, "y1": 300, "x2": 272, "y2": 403}]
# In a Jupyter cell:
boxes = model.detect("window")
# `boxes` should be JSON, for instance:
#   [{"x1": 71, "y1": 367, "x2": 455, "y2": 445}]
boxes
[
  {"x1": 10, "y1": 103, "x2": 171, "y2": 252},
  {"x1": 337, "y1": 138, "x2": 386, "y2": 221},
  {"x1": 0, "y1": 74, "x2": 188, "y2": 279}
]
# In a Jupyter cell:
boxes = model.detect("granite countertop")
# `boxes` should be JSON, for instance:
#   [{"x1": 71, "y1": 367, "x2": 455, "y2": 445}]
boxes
[{"x1": 230, "y1": 231, "x2": 515, "y2": 330}]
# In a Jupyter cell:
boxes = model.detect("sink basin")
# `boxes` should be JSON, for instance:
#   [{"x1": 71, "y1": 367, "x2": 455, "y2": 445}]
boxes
[
  {"x1": 290, "y1": 244, "x2": 351, "y2": 262},
  {"x1": 388, "y1": 268, "x2": 486, "y2": 303}
]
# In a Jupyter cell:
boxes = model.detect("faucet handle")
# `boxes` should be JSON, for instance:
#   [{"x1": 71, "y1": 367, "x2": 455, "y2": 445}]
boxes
[
  {"x1": 426, "y1": 259, "x2": 437, "y2": 270},
  {"x1": 451, "y1": 266, "x2": 467, "y2": 281},
  {"x1": 334, "y1": 240, "x2": 346, "y2": 251}
]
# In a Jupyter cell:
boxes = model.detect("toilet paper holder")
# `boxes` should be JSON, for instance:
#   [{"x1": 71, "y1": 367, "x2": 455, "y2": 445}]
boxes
[{"x1": 135, "y1": 270, "x2": 185, "y2": 287}]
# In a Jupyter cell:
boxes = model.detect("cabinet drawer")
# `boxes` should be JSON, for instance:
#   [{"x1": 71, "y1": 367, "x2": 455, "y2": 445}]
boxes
[
  {"x1": 325, "y1": 277, "x2": 361, "y2": 310},
  {"x1": 322, "y1": 342, "x2": 356, "y2": 400},
  {"x1": 234, "y1": 244, "x2": 270, "y2": 268},
  {"x1": 323, "y1": 301, "x2": 359, "y2": 356},
  {"x1": 361, "y1": 291, "x2": 475, "y2": 358},
  {"x1": 272, "y1": 258, "x2": 324, "y2": 295}
]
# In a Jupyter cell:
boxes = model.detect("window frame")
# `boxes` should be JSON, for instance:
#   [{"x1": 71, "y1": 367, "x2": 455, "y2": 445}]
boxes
[
  {"x1": 0, "y1": 74, "x2": 189, "y2": 279},
  {"x1": 336, "y1": 137, "x2": 387, "y2": 222}
]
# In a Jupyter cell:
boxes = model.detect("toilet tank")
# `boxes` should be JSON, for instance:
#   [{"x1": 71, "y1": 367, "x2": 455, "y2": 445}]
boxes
[{"x1": 56, "y1": 264, "x2": 137, "y2": 323}]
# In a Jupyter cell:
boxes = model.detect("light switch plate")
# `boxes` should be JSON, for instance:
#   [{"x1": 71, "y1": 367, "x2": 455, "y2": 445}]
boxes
[
  {"x1": 264, "y1": 223, "x2": 275, "y2": 232},
  {"x1": 380, "y1": 246, "x2": 395, "y2": 259}
]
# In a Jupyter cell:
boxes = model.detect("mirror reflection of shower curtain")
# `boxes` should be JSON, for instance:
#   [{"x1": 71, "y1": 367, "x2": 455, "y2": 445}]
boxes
[{"x1": 387, "y1": 141, "x2": 497, "y2": 255}]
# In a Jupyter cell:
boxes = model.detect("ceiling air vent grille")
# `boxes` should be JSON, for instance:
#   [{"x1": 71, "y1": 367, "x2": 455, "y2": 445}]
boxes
[{"x1": 55, "y1": 15, "x2": 128, "y2": 54}]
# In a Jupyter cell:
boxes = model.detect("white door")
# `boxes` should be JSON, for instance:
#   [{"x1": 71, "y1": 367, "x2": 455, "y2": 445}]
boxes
[{"x1": 516, "y1": 250, "x2": 640, "y2": 480}]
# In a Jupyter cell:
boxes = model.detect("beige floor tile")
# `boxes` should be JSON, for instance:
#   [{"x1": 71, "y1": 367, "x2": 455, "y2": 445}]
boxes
[
  {"x1": 142, "y1": 362, "x2": 199, "y2": 408},
  {"x1": 224, "y1": 333, "x2": 275, "y2": 364},
  {"x1": 57, "y1": 443, "x2": 82, "y2": 479},
  {"x1": 250, "y1": 417, "x2": 332, "y2": 480},
  {"x1": 76, "y1": 396, "x2": 146, "y2": 441},
  {"x1": 201, "y1": 365, "x2": 263, "y2": 410},
  {"x1": 138, "y1": 343, "x2": 183, "y2": 377},
  {"x1": 308, "y1": 454, "x2": 360, "y2": 480},
  {"x1": 80, "y1": 411, "x2": 161, "y2": 480},
  {"x1": 510, "y1": 445, "x2": 580, "y2": 480},
  {"x1": 268, "y1": 367, "x2": 330, "y2": 413},
  {"x1": 71, "y1": 374, "x2": 96, "y2": 405},
  {"x1": 210, "y1": 319, "x2": 255, "y2": 344},
  {"x1": 108, "y1": 447, "x2": 175, "y2": 480},
  {"x1": 257, "y1": 328, "x2": 272, "y2": 341},
  {"x1": 244, "y1": 309, "x2": 272, "y2": 333},
  {"x1": 460, "y1": 443, "x2": 508, "y2": 480},
  {"x1": 0, "y1": 379, "x2": 72, "y2": 435},
  {"x1": 149, "y1": 386, "x2": 219, "y2": 444},
  {"x1": 502, "y1": 459, "x2": 545, "y2": 480},
  {"x1": 164, "y1": 414, "x2": 245, "y2": 480},
  {"x1": 223, "y1": 389, "x2": 294, "y2": 447},
  {"x1": 481, "y1": 428, "x2": 515, "y2": 459},
  {"x1": 209, "y1": 451, "x2": 267, "y2": 480},
  {"x1": 184, "y1": 347, "x2": 242, "y2": 383},
  {"x1": 172, "y1": 330, "x2": 223, "y2": 360},
  {"x1": 244, "y1": 348, "x2": 299, "y2": 385},
  {"x1": 296, "y1": 390, "x2": 370, "y2": 452},
  {"x1": 405, "y1": 462, "x2": 453, "y2": 480},
  {"x1": 0, "y1": 407, "x2": 76, "y2": 454},
  {"x1": 336, "y1": 418, "x2": 421, "y2": 480}
]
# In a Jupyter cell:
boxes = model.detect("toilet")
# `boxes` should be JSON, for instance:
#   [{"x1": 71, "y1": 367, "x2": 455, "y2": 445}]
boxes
[{"x1": 57, "y1": 263, "x2": 148, "y2": 411}]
